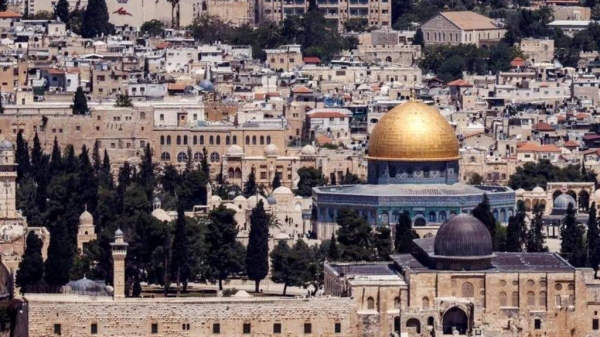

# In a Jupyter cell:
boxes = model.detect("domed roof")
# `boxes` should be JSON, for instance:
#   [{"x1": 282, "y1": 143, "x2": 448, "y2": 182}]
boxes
[
  {"x1": 273, "y1": 186, "x2": 293, "y2": 195},
  {"x1": 367, "y1": 101, "x2": 459, "y2": 162},
  {"x1": 151, "y1": 208, "x2": 171, "y2": 222},
  {"x1": 0, "y1": 139, "x2": 12, "y2": 152},
  {"x1": 233, "y1": 195, "x2": 247, "y2": 202},
  {"x1": 79, "y1": 210, "x2": 93, "y2": 225},
  {"x1": 67, "y1": 277, "x2": 110, "y2": 296},
  {"x1": 211, "y1": 195, "x2": 222, "y2": 202},
  {"x1": 553, "y1": 193, "x2": 576, "y2": 210},
  {"x1": 248, "y1": 195, "x2": 269, "y2": 209},
  {"x1": 265, "y1": 144, "x2": 279, "y2": 156},
  {"x1": 301, "y1": 144, "x2": 317, "y2": 156},
  {"x1": 434, "y1": 214, "x2": 493, "y2": 257},
  {"x1": 226, "y1": 145, "x2": 244, "y2": 156},
  {"x1": 532, "y1": 186, "x2": 545, "y2": 194},
  {"x1": 199, "y1": 79, "x2": 215, "y2": 92},
  {"x1": 266, "y1": 196, "x2": 277, "y2": 205},
  {"x1": 515, "y1": 188, "x2": 526, "y2": 196},
  {"x1": 115, "y1": 228, "x2": 123, "y2": 237}
]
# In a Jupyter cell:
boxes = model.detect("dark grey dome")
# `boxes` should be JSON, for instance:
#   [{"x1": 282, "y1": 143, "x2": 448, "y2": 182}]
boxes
[
  {"x1": 0, "y1": 140, "x2": 12, "y2": 151},
  {"x1": 266, "y1": 196, "x2": 277, "y2": 205},
  {"x1": 553, "y1": 193, "x2": 576, "y2": 210},
  {"x1": 199, "y1": 80, "x2": 215, "y2": 92},
  {"x1": 434, "y1": 214, "x2": 493, "y2": 257}
]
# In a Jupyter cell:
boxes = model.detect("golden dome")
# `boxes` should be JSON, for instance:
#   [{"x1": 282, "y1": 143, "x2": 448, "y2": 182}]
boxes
[{"x1": 367, "y1": 101, "x2": 459, "y2": 162}]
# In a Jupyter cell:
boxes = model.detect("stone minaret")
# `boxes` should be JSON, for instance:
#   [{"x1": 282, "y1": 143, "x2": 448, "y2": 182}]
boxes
[
  {"x1": 110, "y1": 229, "x2": 128, "y2": 298},
  {"x1": 0, "y1": 140, "x2": 18, "y2": 220}
]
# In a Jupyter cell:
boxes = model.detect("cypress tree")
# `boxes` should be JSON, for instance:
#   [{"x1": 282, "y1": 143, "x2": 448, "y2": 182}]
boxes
[
  {"x1": 587, "y1": 202, "x2": 600, "y2": 272},
  {"x1": 92, "y1": 140, "x2": 101, "y2": 172},
  {"x1": 15, "y1": 131, "x2": 30, "y2": 181},
  {"x1": 243, "y1": 167, "x2": 257, "y2": 198},
  {"x1": 526, "y1": 203, "x2": 548, "y2": 253},
  {"x1": 63, "y1": 144, "x2": 78, "y2": 174},
  {"x1": 82, "y1": 0, "x2": 111, "y2": 38},
  {"x1": 31, "y1": 133, "x2": 43, "y2": 174},
  {"x1": 200, "y1": 147, "x2": 210, "y2": 179},
  {"x1": 245, "y1": 200, "x2": 269, "y2": 293},
  {"x1": 336, "y1": 209, "x2": 375, "y2": 261},
  {"x1": 272, "y1": 172, "x2": 281, "y2": 190},
  {"x1": 71, "y1": 87, "x2": 88, "y2": 115},
  {"x1": 79, "y1": 145, "x2": 98, "y2": 211},
  {"x1": 44, "y1": 220, "x2": 74, "y2": 286},
  {"x1": 16, "y1": 231, "x2": 44, "y2": 294},
  {"x1": 395, "y1": 211, "x2": 417, "y2": 254},
  {"x1": 0, "y1": 93, "x2": 4, "y2": 114},
  {"x1": 328, "y1": 232, "x2": 340, "y2": 260},
  {"x1": 138, "y1": 144, "x2": 155, "y2": 198},
  {"x1": 560, "y1": 202, "x2": 586, "y2": 267},
  {"x1": 506, "y1": 201, "x2": 526, "y2": 252},
  {"x1": 472, "y1": 194, "x2": 498, "y2": 249},
  {"x1": 374, "y1": 226, "x2": 392, "y2": 260},
  {"x1": 49, "y1": 137, "x2": 62, "y2": 175},
  {"x1": 171, "y1": 206, "x2": 189, "y2": 296},
  {"x1": 54, "y1": 0, "x2": 70, "y2": 25}
]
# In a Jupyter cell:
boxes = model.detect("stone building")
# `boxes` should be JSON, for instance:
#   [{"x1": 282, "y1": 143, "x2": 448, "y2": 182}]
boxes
[
  {"x1": 324, "y1": 214, "x2": 600, "y2": 337},
  {"x1": 420, "y1": 11, "x2": 506, "y2": 48},
  {"x1": 76, "y1": 208, "x2": 97, "y2": 252},
  {"x1": 519, "y1": 38, "x2": 555, "y2": 64}
]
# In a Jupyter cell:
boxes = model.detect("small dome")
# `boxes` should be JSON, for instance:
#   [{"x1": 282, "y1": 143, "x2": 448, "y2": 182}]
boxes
[
  {"x1": 553, "y1": 193, "x2": 576, "y2": 210},
  {"x1": 266, "y1": 196, "x2": 277, "y2": 205},
  {"x1": 199, "y1": 79, "x2": 215, "y2": 92},
  {"x1": 66, "y1": 278, "x2": 110, "y2": 296},
  {"x1": 153, "y1": 196, "x2": 161, "y2": 204},
  {"x1": 233, "y1": 195, "x2": 247, "y2": 202},
  {"x1": 265, "y1": 144, "x2": 279, "y2": 156},
  {"x1": 151, "y1": 208, "x2": 171, "y2": 222},
  {"x1": 0, "y1": 140, "x2": 12, "y2": 152},
  {"x1": 211, "y1": 195, "x2": 222, "y2": 202},
  {"x1": 434, "y1": 214, "x2": 493, "y2": 258},
  {"x1": 248, "y1": 195, "x2": 269, "y2": 209},
  {"x1": 532, "y1": 186, "x2": 545, "y2": 194},
  {"x1": 79, "y1": 210, "x2": 93, "y2": 225},
  {"x1": 115, "y1": 228, "x2": 123, "y2": 237},
  {"x1": 301, "y1": 144, "x2": 317, "y2": 156},
  {"x1": 273, "y1": 186, "x2": 293, "y2": 195},
  {"x1": 226, "y1": 145, "x2": 244, "y2": 156},
  {"x1": 515, "y1": 188, "x2": 526, "y2": 196}
]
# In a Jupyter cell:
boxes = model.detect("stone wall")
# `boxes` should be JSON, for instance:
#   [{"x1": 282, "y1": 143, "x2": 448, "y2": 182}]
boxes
[{"x1": 26, "y1": 295, "x2": 357, "y2": 337}]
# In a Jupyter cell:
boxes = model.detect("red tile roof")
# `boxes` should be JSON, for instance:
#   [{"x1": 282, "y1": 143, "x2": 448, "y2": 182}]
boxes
[
  {"x1": 0, "y1": 11, "x2": 21, "y2": 18},
  {"x1": 576, "y1": 113, "x2": 589, "y2": 120},
  {"x1": 316, "y1": 134, "x2": 333, "y2": 145},
  {"x1": 168, "y1": 83, "x2": 187, "y2": 91},
  {"x1": 156, "y1": 42, "x2": 170, "y2": 49},
  {"x1": 517, "y1": 143, "x2": 561, "y2": 153},
  {"x1": 292, "y1": 86, "x2": 313, "y2": 94},
  {"x1": 308, "y1": 112, "x2": 348, "y2": 119},
  {"x1": 254, "y1": 92, "x2": 281, "y2": 100},
  {"x1": 533, "y1": 122, "x2": 555, "y2": 132},
  {"x1": 447, "y1": 79, "x2": 473, "y2": 87},
  {"x1": 564, "y1": 140, "x2": 579, "y2": 147},
  {"x1": 510, "y1": 57, "x2": 526, "y2": 68},
  {"x1": 303, "y1": 56, "x2": 321, "y2": 64},
  {"x1": 46, "y1": 69, "x2": 65, "y2": 75},
  {"x1": 583, "y1": 134, "x2": 600, "y2": 141}
]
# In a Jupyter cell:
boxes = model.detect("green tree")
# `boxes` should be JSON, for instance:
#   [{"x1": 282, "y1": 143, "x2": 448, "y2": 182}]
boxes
[
  {"x1": 243, "y1": 167, "x2": 257, "y2": 197},
  {"x1": 114, "y1": 93, "x2": 133, "y2": 107},
  {"x1": 16, "y1": 231, "x2": 44, "y2": 294},
  {"x1": 54, "y1": 0, "x2": 70, "y2": 24},
  {"x1": 374, "y1": 226, "x2": 392, "y2": 260},
  {"x1": 0, "y1": 92, "x2": 4, "y2": 114},
  {"x1": 467, "y1": 173, "x2": 484, "y2": 185},
  {"x1": 171, "y1": 206, "x2": 190, "y2": 296},
  {"x1": 15, "y1": 131, "x2": 29, "y2": 181},
  {"x1": 82, "y1": 0, "x2": 112, "y2": 38},
  {"x1": 72, "y1": 87, "x2": 88, "y2": 115},
  {"x1": 413, "y1": 28, "x2": 424, "y2": 48},
  {"x1": 336, "y1": 209, "x2": 374, "y2": 261},
  {"x1": 0, "y1": 0, "x2": 6, "y2": 11},
  {"x1": 270, "y1": 240, "x2": 292, "y2": 295},
  {"x1": 395, "y1": 211, "x2": 417, "y2": 254},
  {"x1": 49, "y1": 137, "x2": 62, "y2": 176},
  {"x1": 328, "y1": 232, "x2": 340, "y2": 260},
  {"x1": 245, "y1": 200, "x2": 269, "y2": 293},
  {"x1": 205, "y1": 206, "x2": 245, "y2": 290},
  {"x1": 296, "y1": 167, "x2": 325, "y2": 196},
  {"x1": 140, "y1": 19, "x2": 165, "y2": 37},
  {"x1": 32, "y1": 10, "x2": 53, "y2": 19},
  {"x1": 138, "y1": 144, "x2": 155, "y2": 199},
  {"x1": 587, "y1": 202, "x2": 600, "y2": 272},
  {"x1": 472, "y1": 194, "x2": 498, "y2": 250},
  {"x1": 560, "y1": 202, "x2": 586, "y2": 267},
  {"x1": 272, "y1": 172, "x2": 281, "y2": 190},
  {"x1": 44, "y1": 221, "x2": 74, "y2": 286},
  {"x1": 526, "y1": 204, "x2": 548, "y2": 253},
  {"x1": 270, "y1": 240, "x2": 313, "y2": 295},
  {"x1": 200, "y1": 147, "x2": 210, "y2": 179}
]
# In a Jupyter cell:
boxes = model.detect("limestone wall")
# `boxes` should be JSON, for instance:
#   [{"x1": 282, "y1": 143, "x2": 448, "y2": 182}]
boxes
[{"x1": 26, "y1": 295, "x2": 357, "y2": 337}]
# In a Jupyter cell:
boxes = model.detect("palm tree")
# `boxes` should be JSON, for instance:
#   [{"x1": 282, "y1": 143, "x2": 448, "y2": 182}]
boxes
[
  {"x1": 166, "y1": 0, "x2": 180, "y2": 29},
  {"x1": 268, "y1": 213, "x2": 281, "y2": 230}
]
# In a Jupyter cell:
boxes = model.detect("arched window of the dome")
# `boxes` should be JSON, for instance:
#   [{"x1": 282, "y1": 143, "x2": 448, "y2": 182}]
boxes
[
  {"x1": 246, "y1": 136, "x2": 250, "y2": 145},
  {"x1": 252, "y1": 136, "x2": 257, "y2": 145}
]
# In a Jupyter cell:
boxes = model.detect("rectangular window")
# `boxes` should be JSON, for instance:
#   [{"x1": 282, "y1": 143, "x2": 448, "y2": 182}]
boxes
[
  {"x1": 54, "y1": 324, "x2": 61, "y2": 335},
  {"x1": 151, "y1": 323, "x2": 158, "y2": 334},
  {"x1": 335, "y1": 323, "x2": 341, "y2": 333},
  {"x1": 213, "y1": 323, "x2": 221, "y2": 334},
  {"x1": 534, "y1": 319, "x2": 541, "y2": 330},
  {"x1": 594, "y1": 319, "x2": 599, "y2": 330},
  {"x1": 273, "y1": 323, "x2": 282, "y2": 334},
  {"x1": 91, "y1": 323, "x2": 98, "y2": 334},
  {"x1": 160, "y1": 114, "x2": 164, "y2": 121},
  {"x1": 243, "y1": 323, "x2": 251, "y2": 334},
  {"x1": 304, "y1": 323, "x2": 312, "y2": 334},
  {"x1": 76, "y1": 126, "x2": 81, "y2": 131}
]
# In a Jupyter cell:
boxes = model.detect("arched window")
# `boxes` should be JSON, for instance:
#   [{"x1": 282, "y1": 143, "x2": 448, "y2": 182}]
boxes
[
  {"x1": 512, "y1": 291, "x2": 519, "y2": 307},
  {"x1": 166, "y1": 136, "x2": 171, "y2": 145},
  {"x1": 252, "y1": 136, "x2": 257, "y2": 145},
  {"x1": 160, "y1": 152, "x2": 170, "y2": 161},
  {"x1": 462, "y1": 282, "x2": 474, "y2": 298},
  {"x1": 555, "y1": 294, "x2": 561, "y2": 306},
  {"x1": 439, "y1": 211, "x2": 447, "y2": 222},
  {"x1": 393, "y1": 297, "x2": 400, "y2": 309},
  {"x1": 539, "y1": 291, "x2": 547, "y2": 307},
  {"x1": 176, "y1": 135, "x2": 181, "y2": 145},
  {"x1": 267, "y1": 136, "x2": 271, "y2": 144},
  {"x1": 499, "y1": 292, "x2": 507, "y2": 306},
  {"x1": 228, "y1": 168, "x2": 234, "y2": 179},
  {"x1": 568, "y1": 294, "x2": 574, "y2": 306},
  {"x1": 246, "y1": 136, "x2": 250, "y2": 145},
  {"x1": 260, "y1": 135, "x2": 265, "y2": 145},
  {"x1": 210, "y1": 152, "x2": 220, "y2": 162},
  {"x1": 193, "y1": 152, "x2": 203, "y2": 162},
  {"x1": 233, "y1": 135, "x2": 237, "y2": 144},
  {"x1": 177, "y1": 152, "x2": 188, "y2": 162},
  {"x1": 160, "y1": 135, "x2": 165, "y2": 145},
  {"x1": 428, "y1": 211, "x2": 436, "y2": 222},
  {"x1": 366, "y1": 297, "x2": 375, "y2": 310},
  {"x1": 406, "y1": 319, "x2": 421, "y2": 334},
  {"x1": 210, "y1": 135, "x2": 214, "y2": 145},
  {"x1": 216, "y1": 136, "x2": 221, "y2": 145},
  {"x1": 226, "y1": 136, "x2": 230, "y2": 145},
  {"x1": 527, "y1": 291, "x2": 535, "y2": 306},
  {"x1": 193, "y1": 135, "x2": 197, "y2": 145},
  {"x1": 183, "y1": 135, "x2": 188, "y2": 145},
  {"x1": 422, "y1": 296, "x2": 429, "y2": 308},
  {"x1": 200, "y1": 135, "x2": 204, "y2": 144}
]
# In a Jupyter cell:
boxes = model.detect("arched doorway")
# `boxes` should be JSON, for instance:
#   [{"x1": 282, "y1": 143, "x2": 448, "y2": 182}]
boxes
[
  {"x1": 579, "y1": 190, "x2": 590, "y2": 211},
  {"x1": 414, "y1": 217, "x2": 426, "y2": 227},
  {"x1": 442, "y1": 307, "x2": 469, "y2": 335},
  {"x1": 406, "y1": 318, "x2": 421, "y2": 334}
]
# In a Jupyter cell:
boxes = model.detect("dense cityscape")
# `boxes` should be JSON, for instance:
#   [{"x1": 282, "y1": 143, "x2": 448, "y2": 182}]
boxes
[{"x1": 0, "y1": 0, "x2": 597, "y2": 335}]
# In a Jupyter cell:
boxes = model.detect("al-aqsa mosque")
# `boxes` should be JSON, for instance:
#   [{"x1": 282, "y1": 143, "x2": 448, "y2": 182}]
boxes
[{"x1": 312, "y1": 100, "x2": 515, "y2": 238}]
